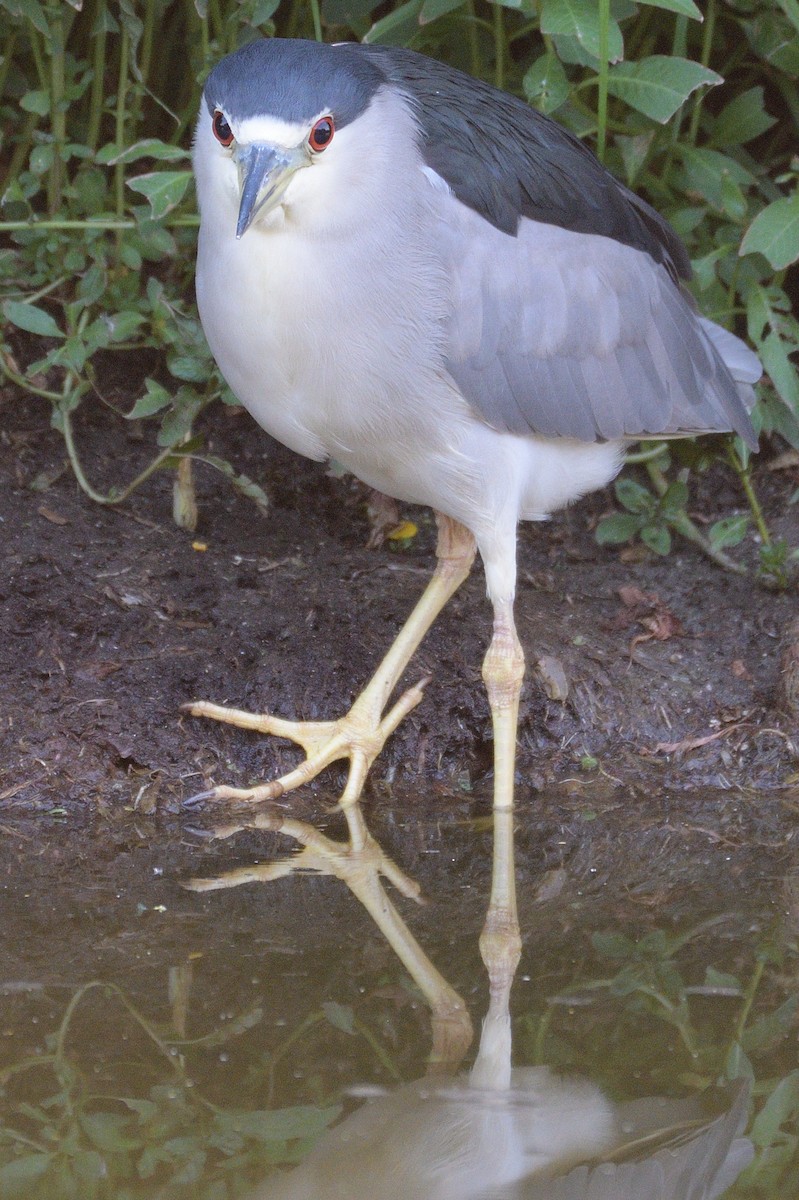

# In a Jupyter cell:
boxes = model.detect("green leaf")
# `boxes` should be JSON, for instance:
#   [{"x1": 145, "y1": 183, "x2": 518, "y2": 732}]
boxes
[
  {"x1": 322, "y1": 0, "x2": 379, "y2": 25},
  {"x1": 641, "y1": 524, "x2": 671, "y2": 555},
  {"x1": 127, "y1": 171, "x2": 192, "y2": 219},
  {"x1": 761, "y1": 331, "x2": 799, "y2": 417},
  {"x1": 709, "y1": 87, "x2": 777, "y2": 148},
  {"x1": 595, "y1": 513, "x2": 642, "y2": 544},
  {"x1": 615, "y1": 477, "x2": 655, "y2": 514},
  {"x1": 636, "y1": 0, "x2": 701, "y2": 16},
  {"x1": 156, "y1": 387, "x2": 204, "y2": 447},
  {"x1": 708, "y1": 514, "x2": 749, "y2": 551},
  {"x1": 6, "y1": 0, "x2": 50, "y2": 34},
  {"x1": 750, "y1": 1071, "x2": 799, "y2": 1148},
  {"x1": 2, "y1": 299, "x2": 64, "y2": 338},
  {"x1": 659, "y1": 479, "x2": 689, "y2": 518},
  {"x1": 740, "y1": 193, "x2": 799, "y2": 271},
  {"x1": 20, "y1": 88, "x2": 50, "y2": 115},
  {"x1": 29, "y1": 143, "x2": 53, "y2": 176},
  {"x1": 96, "y1": 139, "x2": 189, "y2": 166},
  {"x1": 419, "y1": 0, "x2": 463, "y2": 21},
  {"x1": 606, "y1": 56, "x2": 722, "y2": 123},
  {"x1": 168, "y1": 353, "x2": 211, "y2": 383},
  {"x1": 105, "y1": 310, "x2": 146, "y2": 342},
  {"x1": 777, "y1": 0, "x2": 799, "y2": 33},
  {"x1": 125, "y1": 386, "x2": 170, "y2": 424},
  {"x1": 80, "y1": 1112, "x2": 142, "y2": 1153},
  {"x1": 592, "y1": 932, "x2": 634, "y2": 959},
  {"x1": 0, "y1": 1155, "x2": 52, "y2": 1196},
  {"x1": 742, "y1": 995, "x2": 799, "y2": 1054},
  {"x1": 540, "y1": 0, "x2": 623, "y2": 63},
  {"x1": 742, "y1": 12, "x2": 799, "y2": 75},
  {"x1": 523, "y1": 52, "x2": 569, "y2": 114},
  {"x1": 223, "y1": 1105, "x2": 340, "y2": 1142},
  {"x1": 677, "y1": 146, "x2": 756, "y2": 209},
  {"x1": 322, "y1": 1001, "x2": 356, "y2": 1034},
  {"x1": 363, "y1": 0, "x2": 422, "y2": 44},
  {"x1": 702, "y1": 966, "x2": 742, "y2": 991}
]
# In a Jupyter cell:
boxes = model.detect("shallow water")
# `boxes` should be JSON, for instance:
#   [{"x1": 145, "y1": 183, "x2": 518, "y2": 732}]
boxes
[{"x1": 1, "y1": 785, "x2": 796, "y2": 1198}]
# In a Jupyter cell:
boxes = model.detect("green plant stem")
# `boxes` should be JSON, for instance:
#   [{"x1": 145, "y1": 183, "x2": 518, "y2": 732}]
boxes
[
  {"x1": 533, "y1": 1006, "x2": 553, "y2": 1065},
  {"x1": 86, "y1": 0, "x2": 108, "y2": 153},
  {"x1": 625, "y1": 443, "x2": 671, "y2": 466},
  {"x1": 266, "y1": 1013, "x2": 324, "y2": 1106},
  {"x1": 493, "y1": 1, "x2": 504, "y2": 91},
  {"x1": 727, "y1": 447, "x2": 771, "y2": 546},
  {"x1": 47, "y1": 0, "x2": 66, "y2": 215},
  {"x1": 0, "y1": 109, "x2": 39, "y2": 200},
  {"x1": 352, "y1": 1017, "x2": 402, "y2": 1081},
  {"x1": 732, "y1": 957, "x2": 765, "y2": 1047},
  {"x1": 0, "y1": 29, "x2": 15, "y2": 100},
  {"x1": 646, "y1": 458, "x2": 747, "y2": 574},
  {"x1": 55, "y1": 982, "x2": 186, "y2": 1082},
  {"x1": 687, "y1": 0, "x2": 716, "y2": 145},
  {"x1": 0, "y1": 217, "x2": 199, "y2": 231},
  {"x1": 61, "y1": 406, "x2": 179, "y2": 505},
  {"x1": 114, "y1": 24, "x2": 130, "y2": 226},
  {"x1": 596, "y1": 0, "x2": 610, "y2": 163},
  {"x1": 310, "y1": 0, "x2": 323, "y2": 42},
  {"x1": 465, "y1": 0, "x2": 481, "y2": 78}
]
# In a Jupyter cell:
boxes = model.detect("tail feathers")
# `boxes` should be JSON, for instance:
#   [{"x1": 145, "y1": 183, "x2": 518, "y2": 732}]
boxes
[{"x1": 699, "y1": 317, "x2": 762, "y2": 388}]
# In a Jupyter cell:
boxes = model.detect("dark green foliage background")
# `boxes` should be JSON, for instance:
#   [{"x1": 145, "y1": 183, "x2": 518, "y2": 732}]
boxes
[
  {"x1": 1, "y1": 4, "x2": 799, "y2": 1196},
  {"x1": 1, "y1": 0, "x2": 798, "y2": 555}
]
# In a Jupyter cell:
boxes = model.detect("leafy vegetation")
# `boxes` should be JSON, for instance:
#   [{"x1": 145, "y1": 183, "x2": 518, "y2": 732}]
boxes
[
  {"x1": 0, "y1": 927, "x2": 796, "y2": 1197},
  {"x1": 520, "y1": 924, "x2": 799, "y2": 1198},
  {"x1": 1, "y1": 0, "x2": 797, "y2": 563}
]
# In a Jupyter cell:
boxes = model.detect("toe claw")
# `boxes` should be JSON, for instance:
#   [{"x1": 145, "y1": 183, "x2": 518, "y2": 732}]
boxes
[{"x1": 182, "y1": 788, "x2": 218, "y2": 808}]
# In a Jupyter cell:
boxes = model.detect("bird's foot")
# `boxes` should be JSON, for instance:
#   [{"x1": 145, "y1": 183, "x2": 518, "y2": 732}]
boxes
[
  {"x1": 182, "y1": 675, "x2": 429, "y2": 808},
  {"x1": 183, "y1": 803, "x2": 422, "y2": 904}
]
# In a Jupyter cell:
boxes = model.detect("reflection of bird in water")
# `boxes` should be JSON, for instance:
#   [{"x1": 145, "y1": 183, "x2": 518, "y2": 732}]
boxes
[
  {"x1": 187, "y1": 37, "x2": 762, "y2": 1069},
  {"x1": 255, "y1": 1068, "x2": 752, "y2": 1200}
]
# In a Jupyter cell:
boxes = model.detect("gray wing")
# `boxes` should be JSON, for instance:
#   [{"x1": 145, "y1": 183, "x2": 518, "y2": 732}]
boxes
[{"x1": 441, "y1": 202, "x2": 759, "y2": 449}]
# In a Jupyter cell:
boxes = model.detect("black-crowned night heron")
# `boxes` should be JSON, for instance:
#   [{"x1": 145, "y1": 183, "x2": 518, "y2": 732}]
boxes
[{"x1": 187, "y1": 38, "x2": 761, "y2": 1070}]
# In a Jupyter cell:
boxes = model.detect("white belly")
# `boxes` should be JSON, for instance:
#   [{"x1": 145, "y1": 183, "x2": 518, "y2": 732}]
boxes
[{"x1": 197, "y1": 216, "x2": 622, "y2": 552}]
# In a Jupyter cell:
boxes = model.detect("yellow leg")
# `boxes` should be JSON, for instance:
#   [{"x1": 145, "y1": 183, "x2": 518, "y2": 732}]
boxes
[
  {"x1": 184, "y1": 514, "x2": 476, "y2": 808},
  {"x1": 470, "y1": 597, "x2": 524, "y2": 1091},
  {"x1": 184, "y1": 515, "x2": 478, "y2": 1070}
]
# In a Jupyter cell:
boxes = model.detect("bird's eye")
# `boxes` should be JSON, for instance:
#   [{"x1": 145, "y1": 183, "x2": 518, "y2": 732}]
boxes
[
  {"x1": 309, "y1": 116, "x2": 335, "y2": 152},
  {"x1": 212, "y1": 109, "x2": 234, "y2": 147}
]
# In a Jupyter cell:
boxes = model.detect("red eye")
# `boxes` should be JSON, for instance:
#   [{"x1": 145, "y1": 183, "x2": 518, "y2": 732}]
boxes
[
  {"x1": 212, "y1": 109, "x2": 234, "y2": 147},
  {"x1": 309, "y1": 116, "x2": 334, "y2": 152}
]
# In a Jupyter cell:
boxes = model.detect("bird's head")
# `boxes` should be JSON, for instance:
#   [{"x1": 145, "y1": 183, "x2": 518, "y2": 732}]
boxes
[{"x1": 194, "y1": 38, "x2": 396, "y2": 238}]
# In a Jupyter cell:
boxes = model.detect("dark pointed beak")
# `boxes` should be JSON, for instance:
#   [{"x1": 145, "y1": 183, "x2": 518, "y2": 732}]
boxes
[{"x1": 235, "y1": 142, "x2": 308, "y2": 238}]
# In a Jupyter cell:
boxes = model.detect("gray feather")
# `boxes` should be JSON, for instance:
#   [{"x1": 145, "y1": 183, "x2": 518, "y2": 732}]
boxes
[{"x1": 443, "y1": 212, "x2": 759, "y2": 448}]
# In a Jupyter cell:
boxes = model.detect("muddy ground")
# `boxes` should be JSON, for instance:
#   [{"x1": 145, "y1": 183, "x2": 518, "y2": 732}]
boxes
[{"x1": 1, "y1": 389, "x2": 798, "y2": 1092}]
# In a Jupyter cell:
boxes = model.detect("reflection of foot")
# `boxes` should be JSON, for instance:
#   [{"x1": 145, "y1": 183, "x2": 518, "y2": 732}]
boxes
[
  {"x1": 182, "y1": 675, "x2": 428, "y2": 808},
  {"x1": 181, "y1": 515, "x2": 479, "y2": 1070},
  {"x1": 184, "y1": 804, "x2": 473, "y2": 1072},
  {"x1": 183, "y1": 803, "x2": 422, "y2": 901}
]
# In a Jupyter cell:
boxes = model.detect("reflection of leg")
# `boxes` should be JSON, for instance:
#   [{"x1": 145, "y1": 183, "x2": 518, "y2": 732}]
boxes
[
  {"x1": 184, "y1": 515, "x2": 479, "y2": 1070},
  {"x1": 184, "y1": 803, "x2": 473, "y2": 1071},
  {"x1": 471, "y1": 597, "x2": 524, "y2": 1091},
  {"x1": 183, "y1": 514, "x2": 477, "y2": 808}
]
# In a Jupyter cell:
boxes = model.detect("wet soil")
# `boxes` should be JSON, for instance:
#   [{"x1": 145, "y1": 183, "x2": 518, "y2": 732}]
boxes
[{"x1": 1, "y1": 390, "x2": 798, "y2": 1097}]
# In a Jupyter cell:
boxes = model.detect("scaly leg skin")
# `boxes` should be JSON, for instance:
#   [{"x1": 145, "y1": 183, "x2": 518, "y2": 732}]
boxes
[
  {"x1": 183, "y1": 514, "x2": 476, "y2": 809},
  {"x1": 470, "y1": 597, "x2": 524, "y2": 1092},
  {"x1": 183, "y1": 515, "x2": 478, "y2": 1070}
]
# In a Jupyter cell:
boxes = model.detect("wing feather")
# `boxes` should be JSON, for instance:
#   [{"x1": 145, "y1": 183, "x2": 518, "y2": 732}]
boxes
[{"x1": 442, "y1": 206, "x2": 758, "y2": 447}]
